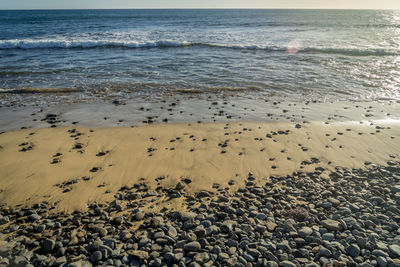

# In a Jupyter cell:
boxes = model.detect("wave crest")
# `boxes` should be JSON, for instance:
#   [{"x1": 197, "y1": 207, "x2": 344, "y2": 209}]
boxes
[
  {"x1": 0, "y1": 39, "x2": 398, "y2": 56},
  {"x1": 0, "y1": 39, "x2": 191, "y2": 49}
]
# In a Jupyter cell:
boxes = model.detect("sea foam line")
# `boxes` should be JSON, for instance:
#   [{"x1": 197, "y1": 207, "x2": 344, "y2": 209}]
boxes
[{"x1": 0, "y1": 39, "x2": 398, "y2": 56}]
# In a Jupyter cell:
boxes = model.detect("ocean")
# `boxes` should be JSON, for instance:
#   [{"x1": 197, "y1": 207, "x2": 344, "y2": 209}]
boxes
[{"x1": 1, "y1": 9, "x2": 400, "y2": 105}]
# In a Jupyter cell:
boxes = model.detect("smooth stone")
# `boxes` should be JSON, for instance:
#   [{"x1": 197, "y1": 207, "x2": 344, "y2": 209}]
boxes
[
  {"x1": 255, "y1": 224, "x2": 267, "y2": 233},
  {"x1": 153, "y1": 232, "x2": 165, "y2": 239},
  {"x1": 69, "y1": 236, "x2": 79, "y2": 246},
  {"x1": 218, "y1": 196, "x2": 229, "y2": 202},
  {"x1": 322, "y1": 202, "x2": 333, "y2": 209},
  {"x1": 218, "y1": 252, "x2": 230, "y2": 261},
  {"x1": 247, "y1": 248, "x2": 262, "y2": 258},
  {"x1": 181, "y1": 212, "x2": 197, "y2": 221},
  {"x1": 256, "y1": 213, "x2": 268, "y2": 220},
  {"x1": 138, "y1": 236, "x2": 150, "y2": 247},
  {"x1": 91, "y1": 251, "x2": 102, "y2": 262},
  {"x1": 320, "y1": 219, "x2": 341, "y2": 231},
  {"x1": 55, "y1": 256, "x2": 67, "y2": 265},
  {"x1": 266, "y1": 221, "x2": 277, "y2": 232},
  {"x1": 267, "y1": 261, "x2": 279, "y2": 267},
  {"x1": 280, "y1": 261, "x2": 297, "y2": 267},
  {"x1": 373, "y1": 250, "x2": 389, "y2": 258},
  {"x1": 151, "y1": 217, "x2": 164, "y2": 227},
  {"x1": 194, "y1": 252, "x2": 210, "y2": 263},
  {"x1": 319, "y1": 246, "x2": 332, "y2": 257},
  {"x1": 322, "y1": 233, "x2": 335, "y2": 241},
  {"x1": 127, "y1": 250, "x2": 149, "y2": 260},
  {"x1": 94, "y1": 227, "x2": 107, "y2": 237},
  {"x1": 346, "y1": 244, "x2": 361, "y2": 258},
  {"x1": 184, "y1": 241, "x2": 201, "y2": 252},
  {"x1": 168, "y1": 226, "x2": 177, "y2": 237},
  {"x1": 389, "y1": 245, "x2": 400, "y2": 258},
  {"x1": 328, "y1": 197, "x2": 341, "y2": 206},
  {"x1": 56, "y1": 247, "x2": 66, "y2": 257},
  {"x1": 221, "y1": 220, "x2": 236, "y2": 233},
  {"x1": 391, "y1": 185, "x2": 400, "y2": 193},
  {"x1": 298, "y1": 226, "x2": 313, "y2": 238},
  {"x1": 28, "y1": 214, "x2": 41, "y2": 221},
  {"x1": 378, "y1": 256, "x2": 388, "y2": 267},
  {"x1": 277, "y1": 241, "x2": 291, "y2": 251},
  {"x1": 0, "y1": 216, "x2": 9, "y2": 225},
  {"x1": 243, "y1": 251, "x2": 255, "y2": 262},
  {"x1": 42, "y1": 239, "x2": 55, "y2": 253}
]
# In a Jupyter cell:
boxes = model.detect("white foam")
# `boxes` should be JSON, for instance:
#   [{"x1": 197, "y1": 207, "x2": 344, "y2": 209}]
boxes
[
  {"x1": 0, "y1": 38, "x2": 398, "y2": 57},
  {"x1": 0, "y1": 39, "x2": 191, "y2": 49}
]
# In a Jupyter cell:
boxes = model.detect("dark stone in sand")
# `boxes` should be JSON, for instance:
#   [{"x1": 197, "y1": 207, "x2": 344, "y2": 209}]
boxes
[
  {"x1": 42, "y1": 239, "x2": 55, "y2": 253},
  {"x1": 91, "y1": 250, "x2": 102, "y2": 262},
  {"x1": 184, "y1": 241, "x2": 201, "y2": 252}
]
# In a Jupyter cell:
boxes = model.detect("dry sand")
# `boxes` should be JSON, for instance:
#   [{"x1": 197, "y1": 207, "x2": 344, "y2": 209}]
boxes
[{"x1": 0, "y1": 120, "x2": 398, "y2": 213}]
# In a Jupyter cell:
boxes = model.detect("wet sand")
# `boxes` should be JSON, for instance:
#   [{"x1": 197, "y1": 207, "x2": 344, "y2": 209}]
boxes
[{"x1": 1, "y1": 96, "x2": 399, "y2": 131}]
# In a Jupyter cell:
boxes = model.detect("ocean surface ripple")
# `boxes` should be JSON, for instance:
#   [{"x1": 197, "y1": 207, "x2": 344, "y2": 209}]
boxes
[{"x1": 1, "y1": 9, "x2": 400, "y2": 104}]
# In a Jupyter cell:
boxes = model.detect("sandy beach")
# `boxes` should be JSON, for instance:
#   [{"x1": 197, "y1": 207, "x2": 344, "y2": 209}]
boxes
[
  {"x1": 0, "y1": 98, "x2": 400, "y2": 266},
  {"x1": 0, "y1": 120, "x2": 399, "y2": 213}
]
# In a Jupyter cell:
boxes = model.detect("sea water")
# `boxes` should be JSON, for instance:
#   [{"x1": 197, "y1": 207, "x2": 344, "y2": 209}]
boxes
[{"x1": 1, "y1": 9, "x2": 400, "y2": 104}]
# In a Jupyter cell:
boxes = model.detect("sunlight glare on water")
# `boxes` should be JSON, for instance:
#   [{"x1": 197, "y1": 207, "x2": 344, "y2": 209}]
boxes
[{"x1": 286, "y1": 39, "x2": 301, "y2": 55}]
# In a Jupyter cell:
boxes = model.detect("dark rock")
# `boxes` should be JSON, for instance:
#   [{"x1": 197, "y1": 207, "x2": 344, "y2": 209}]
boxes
[
  {"x1": 91, "y1": 251, "x2": 102, "y2": 262},
  {"x1": 42, "y1": 239, "x2": 55, "y2": 253},
  {"x1": 184, "y1": 241, "x2": 201, "y2": 252},
  {"x1": 346, "y1": 244, "x2": 361, "y2": 258}
]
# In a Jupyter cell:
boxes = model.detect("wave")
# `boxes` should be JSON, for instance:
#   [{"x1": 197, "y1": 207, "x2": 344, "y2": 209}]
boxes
[
  {"x1": 0, "y1": 87, "x2": 82, "y2": 94},
  {"x1": 0, "y1": 70, "x2": 64, "y2": 76},
  {"x1": 0, "y1": 39, "x2": 192, "y2": 49},
  {"x1": 0, "y1": 39, "x2": 398, "y2": 56}
]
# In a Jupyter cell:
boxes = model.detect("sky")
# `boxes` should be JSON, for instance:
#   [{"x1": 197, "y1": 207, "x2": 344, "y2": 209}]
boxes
[{"x1": 1, "y1": 0, "x2": 400, "y2": 10}]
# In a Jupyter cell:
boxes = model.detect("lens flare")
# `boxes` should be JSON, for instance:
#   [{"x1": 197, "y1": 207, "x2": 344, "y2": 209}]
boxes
[{"x1": 286, "y1": 39, "x2": 301, "y2": 54}]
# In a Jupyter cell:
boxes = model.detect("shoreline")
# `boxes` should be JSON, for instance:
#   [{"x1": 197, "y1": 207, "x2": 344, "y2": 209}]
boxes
[{"x1": 1, "y1": 97, "x2": 400, "y2": 132}]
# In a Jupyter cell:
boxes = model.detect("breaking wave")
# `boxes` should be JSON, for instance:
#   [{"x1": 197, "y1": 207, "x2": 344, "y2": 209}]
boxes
[{"x1": 0, "y1": 39, "x2": 398, "y2": 56}]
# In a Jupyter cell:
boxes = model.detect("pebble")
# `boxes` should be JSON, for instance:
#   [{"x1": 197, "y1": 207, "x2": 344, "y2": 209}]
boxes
[
  {"x1": 377, "y1": 256, "x2": 388, "y2": 267},
  {"x1": 346, "y1": 244, "x2": 361, "y2": 258},
  {"x1": 28, "y1": 213, "x2": 40, "y2": 221},
  {"x1": 322, "y1": 232, "x2": 335, "y2": 241},
  {"x1": 94, "y1": 226, "x2": 107, "y2": 237},
  {"x1": 0, "y1": 215, "x2": 9, "y2": 225},
  {"x1": 320, "y1": 219, "x2": 342, "y2": 231},
  {"x1": 280, "y1": 260, "x2": 298, "y2": 267},
  {"x1": 91, "y1": 250, "x2": 102, "y2": 262},
  {"x1": 184, "y1": 241, "x2": 201, "y2": 252},
  {"x1": 298, "y1": 226, "x2": 313, "y2": 237},
  {"x1": 389, "y1": 244, "x2": 400, "y2": 258},
  {"x1": 319, "y1": 246, "x2": 332, "y2": 257},
  {"x1": 0, "y1": 162, "x2": 399, "y2": 267},
  {"x1": 42, "y1": 239, "x2": 55, "y2": 253},
  {"x1": 127, "y1": 250, "x2": 149, "y2": 260}
]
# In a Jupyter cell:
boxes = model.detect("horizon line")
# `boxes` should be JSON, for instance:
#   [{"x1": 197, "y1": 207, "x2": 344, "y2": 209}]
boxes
[{"x1": 1, "y1": 7, "x2": 400, "y2": 11}]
